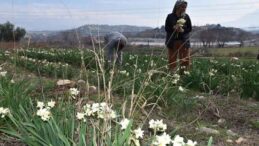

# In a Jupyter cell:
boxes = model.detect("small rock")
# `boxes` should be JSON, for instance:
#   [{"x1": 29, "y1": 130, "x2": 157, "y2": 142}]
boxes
[
  {"x1": 226, "y1": 129, "x2": 238, "y2": 137},
  {"x1": 199, "y1": 127, "x2": 220, "y2": 135},
  {"x1": 235, "y1": 137, "x2": 247, "y2": 144},
  {"x1": 226, "y1": 139, "x2": 233, "y2": 143},
  {"x1": 249, "y1": 103, "x2": 258, "y2": 107},
  {"x1": 77, "y1": 79, "x2": 86, "y2": 85},
  {"x1": 57, "y1": 79, "x2": 72, "y2": 86},
  {"x1": 193, "y1": 95, "x2": 205, "y2": 100},
  {"x1": 218, "y1": 118, "x2": 226, "y2": 125},
  {"x1": 211, "y1": 124, "x2": 218, "y2": 128},
  {"x1": 89, "y1": 86, "x2": 97, "y2": 93},
  {"x1": 230, "y1": 89, "x2": 236, "y2": 93}
]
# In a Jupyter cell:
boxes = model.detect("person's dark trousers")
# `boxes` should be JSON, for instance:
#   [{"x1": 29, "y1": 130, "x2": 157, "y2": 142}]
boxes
[{"x1": 168, "y1": 40, "x2": 190, "y2": 74}]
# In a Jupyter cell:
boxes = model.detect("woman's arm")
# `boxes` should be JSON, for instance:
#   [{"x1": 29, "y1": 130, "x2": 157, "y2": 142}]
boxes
[
  {"x1": 184, "y1": 14, "x2": 192, "y2": 33},
  {"x1": 165, "y1": 14, "x2": 178, "y2": 33}
]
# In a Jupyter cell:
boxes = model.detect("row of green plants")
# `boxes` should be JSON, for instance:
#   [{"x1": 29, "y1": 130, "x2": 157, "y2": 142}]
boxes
[
  {"x1": 18, "y1": 48, "x2": 96, "y2": 68},
  {"x1": 12, "y1": 55, "x2": 77, "y2": 79},
  {"x1": 12, "y1": 48, "x2": 259, "y2": 100},
  {"x1": 180, "y1": 58, "x2": 259, "y2": 99},
  {"x1": 4, "y1": 48, "x2": 259, "y2": 100},
  {"x1": 105, "y1": 55, "x2": 259, "y2": 100}
]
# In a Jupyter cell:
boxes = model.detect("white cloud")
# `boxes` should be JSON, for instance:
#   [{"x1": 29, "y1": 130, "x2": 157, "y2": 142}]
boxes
[{"x1": 0, "y1": 4, "x2": 160, "y2": 30}]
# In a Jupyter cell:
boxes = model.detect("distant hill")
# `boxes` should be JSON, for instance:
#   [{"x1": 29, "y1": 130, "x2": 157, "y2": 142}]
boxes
[
  {"x1": 26, "y1": 24, "x2": 152, "y2": 47},
  {"x1": 76, "y1": 24, "x2": 152, "y2": 36},
  {"x1": 25, "y1": 23, "x2": 257, "y2": 48},
  {"x1": 28, "y1": 24, "x2": 152, "y2": 40}
]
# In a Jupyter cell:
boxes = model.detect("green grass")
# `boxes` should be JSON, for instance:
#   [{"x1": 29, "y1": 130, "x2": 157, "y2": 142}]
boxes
[
  {"x1": 209, "y1": 47, "x2": 259, "y2": 57},
  {"x1": 0, "y1": 48, "x2": 259, "y2": 145}
]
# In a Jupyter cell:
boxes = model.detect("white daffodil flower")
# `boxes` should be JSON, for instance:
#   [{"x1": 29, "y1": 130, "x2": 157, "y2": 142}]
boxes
[
  {"x1": 149, "y1": 119, "x2": 167, "y2": 131},
  {"x1": 119, "y1": 70, "x2": 127, "y2": 74},
  {"x1": 208, "y1": 72, "x2": 214, "y2": 76},
  {"x1": 83, "y1": 104, "x2": 93, "y2": 116},
  {"x1": 36, "y1": 108, "x2": 51, "y2": 121},
  {"x1": 233, "y1": 57, "x2": 239, "y2": 60},
  {"x1": 185, "y1": 139, "x2": 198, "y2": 146},
  {"x1": 173, "y1": 74, "x2": 180, "y2": 79},
  {"x1": 0, "y1": 71, "x2": 7, "y2": 77},
  {"x1": 10, "y1": 79, "x2": 15, "y2": 83},
  {"x1": 152, "y1": 133, "x2": 172, "y2": 146},
  {"x1": 184, "y1": 71, "x2": 190, "y2": 75},
  {"x1": 177, "y1": 18, "x2": 186, "y2": 25},
  {"x1": 0, "y1": 107, "x2": 10, "y2": 118},
  {"x1": 179, "y1": 86, "x2": 185, "y2": 92},
  {"x1": 47, "y1": 100, "x2": 55, "y2": 108},
  {"x1": 172, "y1": 135, "x2": 185, "y2": 146},
  {"x1": 149, "y1": 119, "x2": 155, "y2": 129},
  {"x1": 133, "y1": 127, "x2": 144, "y2": 139},
  {"x1": 155, "y1": 120, "x2": 167, "y2": 131},
  {"x1": 119, "y1": 118, "x2": 130, "y2": 130},
  {"x1": 37, "y1": 101, "x2": 45, "y2": 109},
  {"x1": 91, "y1": 103, "x2": 100, "y2": 113},
  {"x1": 209, "y1": 69, "x2": 217, "y2": 76},
  {"x1": 69, "y1": 88, "x2": 80, "y2": 99},
  {"x1": 76, "y1": 112, "x2": 85, "y2": 120},
  {"x1": 100, "y1": 102, "x2": 107, "y2": 108},
  {"x1": 151, "y1": 60, "x2": 154, "y2": 67},
  {"x1": 110, "y1": 110, "x2": 117, "y2": 119}
]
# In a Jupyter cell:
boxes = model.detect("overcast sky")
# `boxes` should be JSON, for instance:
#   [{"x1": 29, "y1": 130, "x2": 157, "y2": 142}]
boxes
[{"x1": 0, "y1": 0, "x2": 259, "y2": 31}]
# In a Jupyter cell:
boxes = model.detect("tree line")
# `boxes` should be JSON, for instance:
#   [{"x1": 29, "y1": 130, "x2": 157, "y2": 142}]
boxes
[
  {"x1": 196, "y1": 24, "x2": 253, "y2": 48},
  {"x1": 0, "y1": 21, "x2": 26, "y2": 42},
  {"x1": 131, "y1": 24, "x2": 256, "y2": 48}
]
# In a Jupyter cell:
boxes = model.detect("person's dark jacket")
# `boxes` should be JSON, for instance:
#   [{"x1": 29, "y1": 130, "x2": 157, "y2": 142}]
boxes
[{"x1": 165, "y1": 13, "x2": 192, "y2": 49}]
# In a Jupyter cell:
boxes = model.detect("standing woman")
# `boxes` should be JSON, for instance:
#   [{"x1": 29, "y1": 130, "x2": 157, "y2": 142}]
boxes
[{"x1": 165, "y1": 0, "x2": 192, "y2": 73}]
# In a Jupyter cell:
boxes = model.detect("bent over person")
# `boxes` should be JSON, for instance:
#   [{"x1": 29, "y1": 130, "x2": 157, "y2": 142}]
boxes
[
  {"x1": 104, "y1": 32, "x2": 127, "y2": 65},
  {"x1": 165, "y1": 0, "x2": 192, "y2": 73}
]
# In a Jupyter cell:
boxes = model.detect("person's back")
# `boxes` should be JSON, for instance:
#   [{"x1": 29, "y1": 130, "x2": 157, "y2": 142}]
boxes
[
  {"x1": 104, "y1": 32, "x2": 127, "y2": 65},
  {"x1": 104, "y1": 32, "x2": 127, "y2": 47}
]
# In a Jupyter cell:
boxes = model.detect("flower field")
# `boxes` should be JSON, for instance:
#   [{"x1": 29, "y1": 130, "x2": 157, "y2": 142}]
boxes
[{"x1": 0, "y1": 48, "x2": 258, "y2": 146}]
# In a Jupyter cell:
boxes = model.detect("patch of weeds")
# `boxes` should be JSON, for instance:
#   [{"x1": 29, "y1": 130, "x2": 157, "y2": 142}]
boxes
[
  {"x1": 250, "y1": 120, "x2": 259, "y2": 129},
  {"x1": 165, "y1": 90, "x2": 198, "y2": 119}
]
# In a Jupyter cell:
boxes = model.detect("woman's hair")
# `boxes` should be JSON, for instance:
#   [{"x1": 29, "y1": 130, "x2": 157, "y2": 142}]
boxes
[{"x1": 172, "y1": 0, "x2": 188, "y2": 16}]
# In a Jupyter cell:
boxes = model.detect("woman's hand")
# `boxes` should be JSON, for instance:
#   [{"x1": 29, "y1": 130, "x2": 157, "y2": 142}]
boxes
[
  {"x1": 179, "y1": 27, "x2": 184, "y2": 32},
  {"x1": 173, "y1": 24, "x2": 182, "y2": 32}
]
